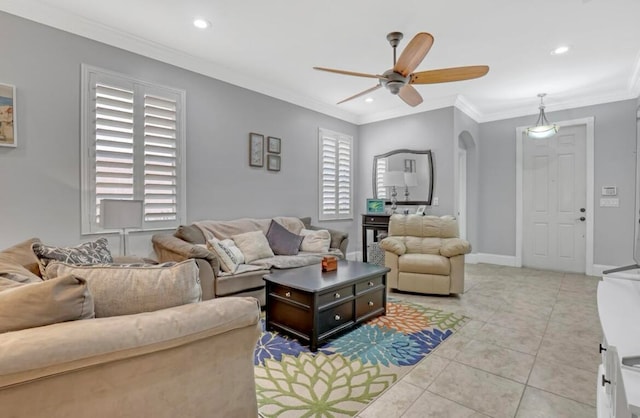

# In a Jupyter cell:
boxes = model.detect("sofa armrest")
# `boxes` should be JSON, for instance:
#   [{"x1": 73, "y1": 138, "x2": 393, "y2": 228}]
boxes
[
  {"x1": 307, "y1": 225, "x2": 349, "y2": 257},
  {"x1": 0, "y1": 297, "x2": 261, "y2": 388},
  {"x1": 440, "y1": 238, "x2": 472, "y2": 257},
  {"x1": 152, "y1": 233, "x2": 220, "y2": 273},
  {"x1": 380, "y1": 237, "x2": 406, "y2": 256}
]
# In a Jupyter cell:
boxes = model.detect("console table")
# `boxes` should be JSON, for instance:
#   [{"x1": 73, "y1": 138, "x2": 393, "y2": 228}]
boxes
[
  {"x1": 264, "y1": 260, "x2": 389, "y2": 351},
  {"x1": 361, "y1": 214, "x2": 391, "y2": 262},
  {"x1": 597, "y1": 275, "x2": 640, "y2": 418}
]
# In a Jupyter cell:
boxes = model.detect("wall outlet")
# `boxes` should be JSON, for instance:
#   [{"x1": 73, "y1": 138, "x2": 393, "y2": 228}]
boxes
[
  {"x1": 433, "y1": 197, "x2": 439, "y2": 206},
  {"x1": 600, "y1": 198, "x2": 619, "y2": 207}
]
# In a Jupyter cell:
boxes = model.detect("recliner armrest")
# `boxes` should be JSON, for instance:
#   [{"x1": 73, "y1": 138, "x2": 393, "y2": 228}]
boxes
[
  {"x1": 380, "y1": 237, "x2": 406, "y2": 256},
  {"x1": 440, "y1": 238, "x2": 471, "y2": 257}
]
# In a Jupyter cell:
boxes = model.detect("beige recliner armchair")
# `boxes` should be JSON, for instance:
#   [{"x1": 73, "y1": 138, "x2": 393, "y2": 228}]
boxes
[{"x1": 379, "y1": 214, "x2": 471, "y2": 295}]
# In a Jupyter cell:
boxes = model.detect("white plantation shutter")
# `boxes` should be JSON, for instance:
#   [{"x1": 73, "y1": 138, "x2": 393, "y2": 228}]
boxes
[
  {"x1": 376, "y1": 157, "x2": 388, "y2": 199},
  {"x1": 319, "y1": 128, "x2": 353, "y2": 220},
  {"x1": 81, "y1": 65, "x2": 185, "y2": 234}
]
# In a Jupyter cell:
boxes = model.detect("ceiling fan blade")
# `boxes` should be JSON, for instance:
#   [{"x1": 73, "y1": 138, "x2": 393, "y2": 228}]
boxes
[
  {"x1": 410, "y1": 65, "x2": 490, "y2": 84},
  {"x1": 337, "y1": 85, "x2": 381, "y2": 105},
  {"x1": 313, "y1": 67, "x2": 388, "y2": 80},
  {"x1": 394, "y1": 32, "x2": 434, "y2": 77},
  {"x1": 398, "y1": 85, "x2": 423, "y2": 107}
]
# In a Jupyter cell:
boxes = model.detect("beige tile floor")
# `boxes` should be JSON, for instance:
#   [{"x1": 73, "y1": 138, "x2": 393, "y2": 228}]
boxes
[{"x1": 358, "y1": 263, "x2": 602, "y2": 418}]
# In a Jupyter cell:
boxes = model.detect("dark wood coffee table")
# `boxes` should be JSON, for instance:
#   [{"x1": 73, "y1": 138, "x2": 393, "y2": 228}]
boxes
[{"x1": 264, "y1": 260, "x2": 389, "y2": 351}]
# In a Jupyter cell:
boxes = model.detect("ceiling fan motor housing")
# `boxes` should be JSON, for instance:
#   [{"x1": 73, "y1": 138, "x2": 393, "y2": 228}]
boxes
[{"x1": 380, "y1": 69, "x2": 409, "y2": 94}]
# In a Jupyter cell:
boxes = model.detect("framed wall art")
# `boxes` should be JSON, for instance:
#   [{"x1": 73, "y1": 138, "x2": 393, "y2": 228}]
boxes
[
  {"x1": 249, "y1": 132, "x2": 264, "y2": 167},
  {"x1": 0, "y1": 83, "x2": 16, "y2": 148},
  {"x1": 267, "y1": 154, "x2": 281, "y2": 172},
  {"x1": 267, "y1": 136, "x2": 281, "y2": 154},
  {"x1": 366, "y1": 199, "x2": 385, "y2": 214}
]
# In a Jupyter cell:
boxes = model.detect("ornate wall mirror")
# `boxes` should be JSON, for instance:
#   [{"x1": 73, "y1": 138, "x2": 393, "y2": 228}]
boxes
[{"x1": 372, "y1": 149, "x2": 434, "y2": 205}]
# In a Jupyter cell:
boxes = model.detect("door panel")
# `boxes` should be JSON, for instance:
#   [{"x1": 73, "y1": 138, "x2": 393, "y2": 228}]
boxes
[{"x1": 523, "y1": 125, "x2": 586, "y2": 272}]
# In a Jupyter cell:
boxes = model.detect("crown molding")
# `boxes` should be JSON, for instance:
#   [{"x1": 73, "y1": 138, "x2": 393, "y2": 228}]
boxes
[{"x1": 2, "y1": 1, "x2": 639, "y2": 127}]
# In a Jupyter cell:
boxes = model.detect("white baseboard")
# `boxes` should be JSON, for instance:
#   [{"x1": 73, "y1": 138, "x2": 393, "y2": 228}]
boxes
[{"x1": 466, "y1": 253, "x2": 519, "y2": 267}]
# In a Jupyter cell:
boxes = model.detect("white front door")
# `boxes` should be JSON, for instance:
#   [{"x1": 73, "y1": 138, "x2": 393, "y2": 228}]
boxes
[
  {"x1": 457, "y1": 146, "x2": 467, "y2": 240},
  {"x1": 523, "y1": 125, "x2": 587, "y2": 272}
]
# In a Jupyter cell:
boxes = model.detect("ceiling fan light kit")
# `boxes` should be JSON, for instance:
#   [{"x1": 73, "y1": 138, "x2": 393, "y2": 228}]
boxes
[
  {"x1": 526, "y1": 93, "x2": 559, "y2": 139},
  {"x1": 314, "y1": 31, "x2": 489, "y2": 107}
]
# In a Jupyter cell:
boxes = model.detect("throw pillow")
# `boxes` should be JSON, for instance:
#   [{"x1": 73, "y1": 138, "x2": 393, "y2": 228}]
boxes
[
  {"x1": 207, "y1": 239, "x2": 245, "y2": 273},
  {"x1": 232, "y1": 231, "x2": 274, "y2": 263},
  {"x1": 32, "y1": 238, "x2": 113, "y2": 279},
  {"x1": 0, "y1": 274, "x2": 95, "y2": 333},
  {"x1": 45, "y1": 259, "x2": 201, "y2": 318},
  {"x1": 265, "y1": 220, "x2": 304, "y2": 256},
  {"x1": 0, "y1": 238, "x2": 43, "y2": 284},
  {"x1": 299, "y1": 229, "x2": 331, "y2": 253}
]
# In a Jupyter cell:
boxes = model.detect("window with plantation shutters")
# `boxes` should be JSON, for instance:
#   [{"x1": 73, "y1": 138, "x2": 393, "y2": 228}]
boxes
[
  {"x1": 81, "y1": 65, "x2": 186, "y2": 234},
  {"x1": 318, "y1": 128, "x2": 353, "y2": 221}
]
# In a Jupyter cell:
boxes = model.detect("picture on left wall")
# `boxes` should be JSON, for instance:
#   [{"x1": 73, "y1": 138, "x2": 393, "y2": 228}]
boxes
[{"x1": 0, "y1": 83, "x2": 16, "y2": 148}]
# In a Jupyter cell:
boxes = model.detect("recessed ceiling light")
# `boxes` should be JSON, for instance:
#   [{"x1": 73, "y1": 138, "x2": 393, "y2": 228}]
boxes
[
  {"x1": 551, "y1": 45, "x2": 569, "y2": 55},
  {"x1": 365, "y1": 97, "x2": 374, "y2": 103},
  {"x1": 193, "y1": 18, "x2": 211, "y2": 29}
]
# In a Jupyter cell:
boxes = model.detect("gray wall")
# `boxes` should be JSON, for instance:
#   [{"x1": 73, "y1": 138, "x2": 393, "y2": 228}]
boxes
[
  {"x1": 357, "y1": 107, "x2": 455, "y2": 252},
  {"x1": 478, "y1": 99, "x2": 638, "y2": 266},
  {"x1": 0, "y1": 12, "x2": 358, "y2": 257},
  {"x1": 454, "y1": 108, "x2": 480, "y2": 249}
]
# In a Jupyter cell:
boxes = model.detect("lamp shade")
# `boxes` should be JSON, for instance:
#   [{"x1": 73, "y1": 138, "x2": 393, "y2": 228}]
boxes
[
  {"x1": 100, "y1": 199, "x2": 143, "y2": 229},
  {"x1": 382, "y1": 171, "x2": 405, "y2": 187},
  {"x1": 404, "y1": 172, "x2": 418, "y2": 187}
]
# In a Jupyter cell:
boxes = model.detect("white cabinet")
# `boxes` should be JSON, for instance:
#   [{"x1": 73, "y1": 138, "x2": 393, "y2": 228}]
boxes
[{"x1": 598, "y1": 276, "x2": 640, "y2": 418}]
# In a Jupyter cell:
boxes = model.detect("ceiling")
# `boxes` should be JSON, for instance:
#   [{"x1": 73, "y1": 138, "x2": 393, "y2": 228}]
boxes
[{"x1": 2, "y1": 0, "x2": 640, "y2": 125}]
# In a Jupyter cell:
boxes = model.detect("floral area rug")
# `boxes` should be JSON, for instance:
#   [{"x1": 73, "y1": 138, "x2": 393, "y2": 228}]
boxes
[{"x1": 254, "y1": 299, "x2": 468, "y2": 417}]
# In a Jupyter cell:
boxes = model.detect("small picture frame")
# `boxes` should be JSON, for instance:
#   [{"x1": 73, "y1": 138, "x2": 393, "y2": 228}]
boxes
[
  {"x1": 267, "y1": 136, "x2": 281, "y2": 154},
  {"x1": 249, "y1": 133, "x2": 264, "y2": 167},
  {"x1": 0, "y1": 83, "x2": 16, "y2": 148},
  {"x1": 367, "y1": 199, "x2": 385, "y2": 214},
  {"x1": 415, "y1": 205, "x2": 426, "y2": 216},
  {"x1": 267, "y1": 154, "x2": 281, "y2": 172}
]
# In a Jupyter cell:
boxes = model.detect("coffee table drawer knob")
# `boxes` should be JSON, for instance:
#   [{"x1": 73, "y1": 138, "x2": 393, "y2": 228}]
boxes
[
  {"x1": 334, "y1": 292, "x2": 341, "y2": 299},
  {"x1": 334, "y1": 314, "x2": 341, "y2": 321},
  {"x1": 285, "y1": 291, "x2": 291, "y2": 298},
  {"x1": 368, "y1": 281, "x2": 374, "y2": 287},
  {"x1": 368, "y1": 301, "x2": 374, "y2": 307}
]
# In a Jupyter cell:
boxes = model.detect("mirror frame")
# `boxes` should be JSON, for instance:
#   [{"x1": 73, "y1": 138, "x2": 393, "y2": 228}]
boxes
[{"x1": 372, "y1": 149, "x2": 434, "y2": 206}]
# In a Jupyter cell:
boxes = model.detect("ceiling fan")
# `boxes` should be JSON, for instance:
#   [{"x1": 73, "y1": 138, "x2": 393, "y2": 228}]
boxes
[{"x1": 314, "y1": 32, "x2": 489, "y2": 107}]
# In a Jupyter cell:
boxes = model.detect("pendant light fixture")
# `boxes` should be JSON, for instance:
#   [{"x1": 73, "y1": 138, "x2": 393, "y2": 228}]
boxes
[{"x1": 526, "y1": 93, "x2": 559, "y2": 139}]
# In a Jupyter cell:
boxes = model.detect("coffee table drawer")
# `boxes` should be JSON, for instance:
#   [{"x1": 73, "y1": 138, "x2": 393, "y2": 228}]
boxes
[
  {"x1": 318, "y1": 285, "x2": 353, "y2": 307},
  {"x1": 318, "y1": 301, "x2": 354, "y2": 335},
  {"x1": 269, "y1": 283, "x2": 312, "y2": 307},
  {"x1": 356, "y1": 276, "x2": 384, "y2": 294},
  {"x1": 356, "y1": 288, "x2": 385, "y2": 319}
]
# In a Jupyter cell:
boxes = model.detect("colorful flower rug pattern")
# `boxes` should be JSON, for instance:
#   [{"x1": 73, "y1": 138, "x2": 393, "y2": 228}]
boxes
[{"x1": 254, "y1": 299, "x2": 468, "y2": 417}]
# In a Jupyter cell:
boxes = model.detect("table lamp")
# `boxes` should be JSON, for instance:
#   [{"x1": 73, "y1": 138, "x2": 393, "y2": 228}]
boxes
[
  {"x1": 100, "y1": 199, "x2": 143, "y2": 256},
  {"x1": 382, "y1": 171, "x2": 405, "y2": 212},
  {"x1": 403, "y1": 172, "x2": 418, "y2": 201}
]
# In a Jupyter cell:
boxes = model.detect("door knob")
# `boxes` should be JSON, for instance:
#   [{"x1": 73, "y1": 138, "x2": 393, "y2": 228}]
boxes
[
  {"x1": 580, "y1": 208, "x2": 586, "y2": 213},
  {"x1": 578, "y1": 217, "x2": 586, "y2": 222}
]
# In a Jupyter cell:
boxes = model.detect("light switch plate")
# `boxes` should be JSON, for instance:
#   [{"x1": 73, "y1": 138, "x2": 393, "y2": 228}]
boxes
[
  {"x1": 432, "y1": 197, "x2": 439, "y2": 206},
  {"x1": 600, "y1": 198, "x2": 620, "y2": 207}
]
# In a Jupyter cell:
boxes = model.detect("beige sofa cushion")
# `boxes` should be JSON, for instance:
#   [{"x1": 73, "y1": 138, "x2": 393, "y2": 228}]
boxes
[
  {"x1": 388, "y1": 214, "x2": 458, "y2": 238},
  {"x1": 0, "y1": 238, "x2": 42, "y2": 283},
  {"x1": 232, "y1": 231, "x2": 274, "y2": 263},
  {"x1": 32, "y1": 238, "x2": 114, "y2": 279},
  {"x1": 45, "y1": 260, "x2": 201, "y2": 318},
  {"x1": 398, "y1": 253, "x2": 451, "y2": 276},
  {"x1": 0, "y1": 275, "x2": 94, "y2": 333},
  {"x1": 299, "y1": 229, "x2": 331, "y2": 253}
]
